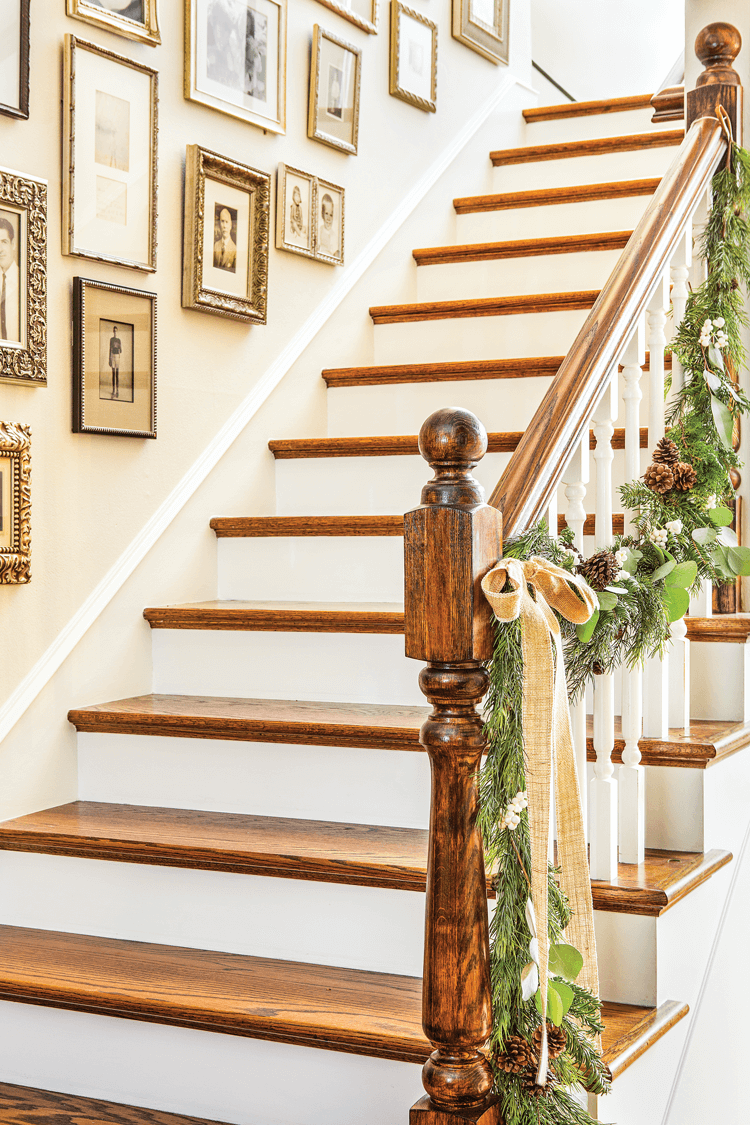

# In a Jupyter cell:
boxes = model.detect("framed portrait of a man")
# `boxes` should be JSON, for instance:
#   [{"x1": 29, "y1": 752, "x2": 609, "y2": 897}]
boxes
[
  {"x1": 452, "y1": 0, "x2": 508, "y2": 65},
  {"x1": 308, "y1": 26, "x2": 361, "y2": 155},
  {"x1": 390, "y1": 1, "x2": 437, "y2": 113},
  {"x1": 73, "y1": 277, "x2": 157, "y2": 438},
  {"x1": 0, "y1": 1, "x2": 30, "y2": 120},
  {"x1": 62, "y1": 36, "x2": 159, "y2": 272},
  {"x1": 0, "y1": 420, "x2": 31, "y2": 584},
  {"x1": 185, "y1": 0, "x2": 287, "y2": 135},
  {"x1": 183, "y1": 145, "x2": 270, "y2": 323},
  {"x1": 0, "y1": 166, "x2": 47, "y2": 387},
  {"x1": 66, "y1": 0, "x2": 161, "y2": 47}
]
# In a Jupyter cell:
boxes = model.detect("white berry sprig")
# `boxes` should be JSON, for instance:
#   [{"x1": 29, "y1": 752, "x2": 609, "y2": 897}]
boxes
[{"x1": 500, "y1": 790, "x2": 528, "y2": 831}]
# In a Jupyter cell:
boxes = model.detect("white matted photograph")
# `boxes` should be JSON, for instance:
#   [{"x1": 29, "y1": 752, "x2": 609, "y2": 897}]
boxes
[
  {"x1": 0, "y1": 165, "x2": 47, "y2": 387},
  {"x1": 308, "y1": 26, "x2": 361, "y2": 155},
  {"x1": 312, "y1": 0, "x2": 378, "y2": 36},
  {"x1": 0, "y1": 208, "x2": 23, "y2": 347},
  {"x1": 314, "y1": 179, "x2": 344, "y2": 265},
  {"x1": 66, "y1": 0, "x2": 161, "y2": 47},
  {"x1": 185, "y1": 0, "x2": 287, "y2": 134},
  {"x1": 390, "y1": 1, "x2": 437, "y2": 113},
  {"x1": 452, "y1": 0, "x2": 508, "y2": 65},
  {"x1": 0, "y1": 1, "x2": 30, "y2": 119},
  {"x1": 276, "y1": 164, "x2": 315, "y2": 259}
]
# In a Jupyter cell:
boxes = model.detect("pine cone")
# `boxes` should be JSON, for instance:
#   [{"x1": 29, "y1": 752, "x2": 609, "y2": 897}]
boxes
[
  {"x1": 652, "y1": 436, "x2": 680, "y2": 466},
  {"x1": 494, "y1": 1035, "x2": 536, "y2": 1075},
  {"x1": 644, "y1": 462, "x2": 675, "y2": 494},
  {"x1": 533, "y1": 1022, "x2": 566, "y2": 1060},
  {"x1": 577, "y1": 549, "x2": 619, "y2": 591},
  {"x1": 672, "y1": 462, "x2": 697, "y2": 491},
  {"x1": 521, "y1": 1068, "x2": 557, "y2": 1099}
]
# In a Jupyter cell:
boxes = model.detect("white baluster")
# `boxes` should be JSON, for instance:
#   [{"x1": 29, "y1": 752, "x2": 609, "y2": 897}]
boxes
[
  {"x1": 690, "y1": 187, "x2": 711, "y2": 291},
  {"x1": 669, "y1": 618, "x2": 690, "y2": 734},
  {"x1": 669, "y1": 225, "x2": 693, "y2": 397},
  {"x1": 546, "y1": 488, "x2": 559, "y2": 542},
  {"x1": 562, "y1": 435, "x2": 590, "y2": 839}
]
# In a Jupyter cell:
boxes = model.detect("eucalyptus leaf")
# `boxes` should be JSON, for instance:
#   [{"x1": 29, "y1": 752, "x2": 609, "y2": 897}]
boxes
[
  {"x1": 665, "y1": 561, "x2": 698, "y2": 589},
  {"x1": 704, "y1": 368, "x2": 722, "y2": 392},
  {"x1": 576, "y1": 608, "x2": 599, "y2": 643},
  {"x1": 662, "y1": 585, "x2": 689, "y2": 622},
  {"x1": 545, "y1": 982, "x2": 564, "y2": 1027},
  {"x1": 596, "y1": 591, "x2": 618, "y2": 611},
  {"x1": 605, "y1": 585, "x2": 630, "y2": 594},
  {"x1": 708, "y1": 345, "x2": 726, "y2": 372},
  {"x1": 718, "y1": 526, "x2": 739, "y2": 547},
  {"x1": 708, "y1": 506, "x2": 734, "y2": 526},
  {"x1": 728, "y1": 546, "x2": 750, "y2": 577},
  {"x1": 548, "y1": 943, "x2": 584, "y2": 982},
  {"x1": 711, "y1": 393, "x2": 734, "y2": 449},
  {"x1": 622, "y1": 549, "x2": 642, "y2": 575},
  {"x1": 549, "y1": 978, "x2": 574, "y2": 1022},
  {"x1": 521, "y1": 960, "x2": 539, "y2": 1002},
  {"x1": 693, "y1": 526, "x2": 717, "y2": 545},
  {"x1": 651, "y1": 559, "x2": 676, "y2": 582},
  {"x1": 652, "y1": 545, "x2": 666, "y2": 562}
]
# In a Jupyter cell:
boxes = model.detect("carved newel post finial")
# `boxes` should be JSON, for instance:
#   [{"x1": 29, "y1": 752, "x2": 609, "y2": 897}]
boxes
[
  {"x1": 687, "y1": 22, "x2": 743, "y2": 139},
  {"x1": 405, "y1": 408, "x2": 503, "y2": 1125}
]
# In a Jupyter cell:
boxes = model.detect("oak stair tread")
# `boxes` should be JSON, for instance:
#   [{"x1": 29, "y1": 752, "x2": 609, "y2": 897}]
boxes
[
  {"x1": 586, "y1": 714, "x2": 750, "y2": 769},
  {"x1": 0, "y1": 1080, "x2": 226, "y2": 1125},
  {"x1": 454, "y1": 178, "x2": 660, "y2": 214},
  {"x1": 523, "y1": 93, "x2": 655, "y2": 123},
  {"x1": 489, "y1": 129, "x2": 684, "y2": 166},
  {"x1": 0, "y1": 924, "x2": 687, "y2": 1075},
  {"x1": 143, "y1": 601, "x2": 405, "y2": 633},
  {"x1": 0, "y1": 801, "x2": 732, "y2": 914},
  {"x1": 269, "y1": 429, "x2": 646, "y2": 459},
  {"x1": 210, "y1": 515, "x2": 406, "y2": 537},
  {"x1": 368, "y1": 290, "x2": 599, "y2": 324},
  {"x1": 684, "y1": 613, "x2": 750, "y2": 643},
  {"x1": 412, "y1": 231, "x2": 633, "y2": 267}
]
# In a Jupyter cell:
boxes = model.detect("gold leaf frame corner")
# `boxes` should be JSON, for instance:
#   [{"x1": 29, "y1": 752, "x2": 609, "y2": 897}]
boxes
[{"x1": 0, "y1": 420, "x2": 31, "y2": 585}]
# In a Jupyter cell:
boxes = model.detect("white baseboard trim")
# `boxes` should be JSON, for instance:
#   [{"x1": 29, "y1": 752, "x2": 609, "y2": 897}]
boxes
[{"x1": 0, "y1": 73, "x2": 524, "y2": 746}]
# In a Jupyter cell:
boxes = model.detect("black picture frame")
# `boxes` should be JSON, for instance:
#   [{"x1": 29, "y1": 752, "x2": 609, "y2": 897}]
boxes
[{"x1": 1, "y1": 0, "x2": 31, "y2": 121}]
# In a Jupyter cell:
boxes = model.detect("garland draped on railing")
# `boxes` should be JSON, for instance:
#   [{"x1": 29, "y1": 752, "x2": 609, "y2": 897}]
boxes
[{"x1": 478, "y1": 141, "x2": 750, "y2": 1125}]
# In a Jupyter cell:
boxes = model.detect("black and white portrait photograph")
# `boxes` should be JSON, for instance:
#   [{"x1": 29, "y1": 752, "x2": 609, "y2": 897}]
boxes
[
  {"x1": 327, "y1": 64, "x2": 343, "y2": 119},
  {"x1": 205, "y1": 0, "x2": 267, "y2": 98},
  {"x1": 275, "y1": 164, "x2": 314, "y2": 259},
  {"x1": 0, "y1": 1, "x2": 29, "y2": 119},
  {"x1": 308, "y1": 26, "x2": 361, "y2": 155},
  {"x1": 213, "y1": 204, "x2": 238, "y2": 272},
  {"x1": 0, "y1": 209, "x2": 21, "y2": 345},
  {"x1": 314, "y1": 181, "x2": 344, "y2": 265},
  {"x1": 99, "y1": 319, "x2": 134, "y2": 402},
  {"x1": 66, "y1": 0, "x2": 161, "y2": 47}
]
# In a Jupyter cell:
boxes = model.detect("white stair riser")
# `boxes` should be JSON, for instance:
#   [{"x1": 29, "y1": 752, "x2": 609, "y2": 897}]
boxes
[
  {"x1": 523, "y1": 108, "x2": 678, "y2": 145},
  {"x1": 218, "y1": 537, "x2": 405, "y2": 602},
  {"x1": 646, "y1": 748, "x2": 750, "y2": 856},
  {"x1": 690, "y1": 642, "x2": 746, "y2": 721},
  {"x1": 78, "y1": 733, "x2": 432, "y2": 828},
  {"x1": 0, "y1": 851, "x2": 426, "y2": 976},
  {"x1": 0, "y1": 1001, "x2": 423, "y2": 1125},
  {"x1": 588, "y1": 1019, "x2": 689, "y2": 1125},
  {"x1": 414, "y1": 251, "x2": 620, "y2": 304},
  {"x1": 455, "y1": 194, "x2": 652, "y2": 243},
  {"x1": 490, "y1": 144, "x2": 678, "y2": 194},
  {"x1": 152, "y1": 630, "x2": 424, "y2": 706}
]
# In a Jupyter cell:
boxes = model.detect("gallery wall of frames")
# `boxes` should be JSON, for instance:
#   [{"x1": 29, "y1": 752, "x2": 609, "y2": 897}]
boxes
[{"x1": 0, "y1": 0, "x2": 511, "y2": 593}]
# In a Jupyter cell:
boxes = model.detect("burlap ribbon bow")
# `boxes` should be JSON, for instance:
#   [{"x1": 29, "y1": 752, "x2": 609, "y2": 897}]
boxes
[{"x1": 481, "y1": 556, "x2": 600, "y2": 1085}]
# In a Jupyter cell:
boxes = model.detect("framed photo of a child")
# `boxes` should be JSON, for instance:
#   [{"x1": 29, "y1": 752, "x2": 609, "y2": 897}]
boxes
[
  {"x1": 276, "y1": 165, "x2": 344, "y2": 265},
  {"x1": 308, "y1": 25, "x2": 361, "y2": 155}
]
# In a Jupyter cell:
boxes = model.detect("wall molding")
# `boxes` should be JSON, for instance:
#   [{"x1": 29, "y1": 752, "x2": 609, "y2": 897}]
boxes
[{"x1": 0, "y1": 72, "x2": 522, "y2": 745}]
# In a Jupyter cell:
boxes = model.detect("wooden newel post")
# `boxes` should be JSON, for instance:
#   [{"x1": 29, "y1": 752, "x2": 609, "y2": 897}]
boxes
[
  {"x1": 404, "y1": 408, "x2": 503, "y2": 1125},
  {"x1": 687, "y1": 22, "x2": 743, "y2": 141}
]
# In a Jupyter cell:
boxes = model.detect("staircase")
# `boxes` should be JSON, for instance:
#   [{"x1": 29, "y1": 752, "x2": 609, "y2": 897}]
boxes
[{"x1": 0, "y1": 89, "x2": 746, "y2": 1125}]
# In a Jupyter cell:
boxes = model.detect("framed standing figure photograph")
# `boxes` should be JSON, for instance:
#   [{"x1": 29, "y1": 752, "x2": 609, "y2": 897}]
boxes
[
  {"x1": 313, "y1": 0, "x2": 377, "y2": 36},
  {"x1": 73, "y1": 277, "x2": 157, "y2": 438},
  {"x1": 452, "y1": 0, "x2": 508, "y2": 64},
  {"x1": 184, "y1": 0, "x2": 287, "y2": 135},
  {"x1": 276, "y1": 164, "x2": 315, "y2": 260},
  {"x1": 62, "y1": 36, "x2": 158, "y2": 272},
  {"x1": 308, "y1": 26, "x2": 361, "y2": 155},
  {"x1": 390, "y1": 1, "x2": 437, "y2": 113},
  {"x1": 183, "y1": 145, "x2": 270, "y2": 322},
  {"x1": 0, "y1": 1, "x2": 30, "y2": 120},
  {"x1": 0, "y1": 166, "x2": 47, "y2": 387},
  {"x1": 314, "y1": 178, "x2": 344, "y2": 265},
  {"x1": 0, "y1": 421, "x2": 31, "y2": 585},
  {"x1": 67, "y1": 0, "x2": 161, "y2": 47}
]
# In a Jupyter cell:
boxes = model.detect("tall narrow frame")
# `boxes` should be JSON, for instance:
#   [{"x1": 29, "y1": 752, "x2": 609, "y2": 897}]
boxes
[
  {"x1": 0, "y1": 0, "x2": 30, "y2": 120},
  {"x1": 0, "y1": 421, "x2": 31, "y2": 585}
]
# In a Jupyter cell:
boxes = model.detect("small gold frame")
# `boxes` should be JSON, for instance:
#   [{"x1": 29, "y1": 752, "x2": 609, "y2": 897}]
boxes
[
  {"x1": 308, "y1": 25, "x2": 362, "y2": 155},
  {"x1": 390, "y1": 1, "x2": 437, "y2": 113},
  {"x1": 313, "y1": 176, "x2": 345, "y2": 265},
  {"x1": 314, "y1": 0, "x2": 378, "y2": 36},
  {"x1": 0, "y1": 421, "x2": 31, "y2": 585},
  {"x1": 183, "y1": 145, "x2": 270, "y2": 323},
  {"x1": 66, "y1": 0, "x2": 161, "y2": 47},
  {"x1": 1, "y1": 0, "x2": 30, "y2": 119},
  {"x1": 276, "y1": 165, "x2": 345, "y2": 266},
  {"x1": 452, "y1": 0, "x2": 508, "y2": 65},
  {"x1": 0, "y1": 165, "x2": 47, "y2": 387}
]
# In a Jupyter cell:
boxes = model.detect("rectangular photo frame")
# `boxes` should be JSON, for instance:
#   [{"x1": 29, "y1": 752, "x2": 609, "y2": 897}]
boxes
[
  {"x1": 452, "y1": 0, "x2": 508, "y2": 65},
  {"x1": 183, "y1": 145, "x2": 270, "y2": 322},
  {"x1": 276, "y1": 164, "x2": 316, "y2": 260},
  {"x1": 0, "y1": 165, "x2": 47, "y2": 387},
  {"x1": 0, "y1": 421, "x2": 31, "y2": 584},
  {"x1": 389, "y1": 1, "x2": 437, "y2": 113},
  {"x1": 184, "y1": 0, "x2": 287, "y2": 135},
  {"x1": 66, "y1": 0, "x2": 161, "y2": 47},
  {"x1": 308, "y1": 25, "x2": 361, "y2": 155},
  {"x1": 313, "y1": 0, "x2": 378, "y2": 36},
  {"x1": 73, "y1": 277, "x2": 157, "y2": 439},
  {"x1": 0, "y1": 0, "x2": 30, "y2": 119},
  {"x1": 314, "y1": 177, "x2": 344, "y2": 265},
  {"x1": 62, "y1": 36, "x2": 159, "y2": 272}
]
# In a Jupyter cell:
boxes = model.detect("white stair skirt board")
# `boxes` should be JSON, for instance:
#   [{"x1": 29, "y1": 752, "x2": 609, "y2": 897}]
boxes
[
  {"x1": 489, "y1": 144, "x2": 679, "y2": 194},
  {"x1": 588, "y1": 1018, "x2": 689, "y2": 1125},
  {"x1": 646, "y1": 748, "x2": 750, "y2": 857},
  {"x1": 414, "y1": 251, "x2": 621, "y2": 305},
  {"x1": 218, "y1": 537, "x2": 405, "y2": 603},
  {"x1": 455, "y1": 194, "x2": 653, "y2": 243},
  {"x1": 78, "y1": 733, "x2": 432, "y2": 828},
  {"x1": 151, "y1": 630, "x2": 423, "y2": 707},
  {"x1": 326, "y1": 378, "x2": 556, "y2": 439},
  {"x1": 0, "y1": 1000, "x2": 423, "y2": 1125},
  {"x1": 523, "y1": 108, "x2": 681, "y2": 146},
  {"x1": 0, "y1": 851, "x2": 426, "y2": 976},
  {"x1": 690, "y1": 641, "x2": 745, "y2": 721}
]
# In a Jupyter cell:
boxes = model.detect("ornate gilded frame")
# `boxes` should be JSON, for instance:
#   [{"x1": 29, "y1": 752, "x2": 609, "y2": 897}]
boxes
[
  {"x1": 308, "y1": 26, "x2": 362, "y2": 155},
  {"x1": 1, "y1": 0, "x2": 30, "y2": 119},
  {"x1": 389, "y1": 1, "x2": 437, "y2": 113},
  {"x1": 313, "y1": 176, "x2": 345, "y2": 266},
  {"x1": 313, "y1": 0, "x2": 378, "y2": 36},
  {"x1": 66, "y1": 0, "x2": 161, "y2": 47},
  {"x1": 452, "y1": 0, "x2": 508, "y2": 65},
  {"x1": 182, "y1": 145, "x2": 270, "y2": 323},
  {"x1": 0, "y1": 165, "x2": 47, "y2": 387},
  {"x1": 0, "y1": 421, "x2": 31, "y2": 585},
  {"x1": 62, "y1": 36, "x2": 159, "y2": 272}
]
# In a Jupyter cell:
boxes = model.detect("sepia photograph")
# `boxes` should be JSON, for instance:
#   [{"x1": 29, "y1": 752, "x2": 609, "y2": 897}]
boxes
[
  {"x1": 66, "y1": 0, "x2": 161, "y2": 47},
  {"x1": 0, "y1": 456, "x2": 10, "y2": 551},
  {"x1": 0, "y1": 167, "x2": 46, "y2": 388},
  {"x1": 314, "y1": 179, "x2": 344, "y2": 265},
  {"x1": 0, "y1": 420, "x2": 31, "y2": 583},
  {"x1": 390, "y1": 1, "x2": 437, "y2": 112},
  {"x1": 308, "y1": 26, "x2": 361, "y2": 155},
  {"x1": 327, "y1": 64, "x2": 343, "y2": 119},
  {"x1": 0, "y1": 209, "x2": 21, "y2": 346},
  {"x1": 452, "y1": 0, "x2": 508, "y2": 64},
  {"x1": 0, "y1": 1, "x2": 30, "y2": 119},
  {"x1": 311, "y1": 0, "x2": 377, "y2": 36},
  {"x1": 275, "y1": 163, "x2": 315, "y2": 259},
  {"x1": 186, "y1": 0, "x2": 286, "y2": 134},
  {"x1": 99, "y1": 319, "x2": 134, "y2": 402},
  {"x1": 213, "y1": 203, "x2": 238, "y2": 272}
]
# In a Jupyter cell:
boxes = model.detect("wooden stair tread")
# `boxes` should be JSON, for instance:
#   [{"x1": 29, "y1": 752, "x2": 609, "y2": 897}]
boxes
[
  {"x1": 604, "y1": 1000, "x2": 688, "y2": 1080},
  {"x1": 586, "y1": 715, "x2": 750, "y2": 769},
  {"x1": 210, "y1": 515, "x2": 406, "y2": 537},
  {"x1": 369, "y1": 290, "x2": 600, "y2": 324},
  {"x1": 143, "y1": 601, "x2": 405, "y2": 633},
  {"x1": 412, "y1": 231, "x2": 633, "y2": 266},
  {"x1": 489, "y1": 129, "x2": 684, "y2": 166},
  {"x1": 523, "y1": 93, "x2": 655, "y2": 123},
  {"x1": 685, "y1": 614, "x2": 750, "y2": 643},
  {"x1": 0, "y1": 802, "x2": 731, "y2": 913},
  {"x1": 454, "y1": 178, "x2": 660, "y2": 214},
  {"x1": 0, "y1": 1081, "x2": 225, "y2": 1125}
]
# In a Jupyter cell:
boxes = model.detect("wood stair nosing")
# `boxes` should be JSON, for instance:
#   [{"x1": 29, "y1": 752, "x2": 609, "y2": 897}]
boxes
[
  {"x1": 605, "y1": 999, "x2": 689, "y2": 1080},
  {"x1": 522, "y1": 93, "x2": 655, "y2": 124},
  {"x1": 684, "y1": 614, "x2": 750, "y2": 643},
  {"x1": 489, "y1": 129, "x2": 684, "y2": 166},
  {"x1": 210, "y1": 515, "x2": 406, "y2": 538},
  {"x1": 453, "y1": 178, "x2": 661, "y2": 215},
  {"x1": 586, "y1": 714, "x2": 750, "y2": 770},
  {"x1": 368, "y1": 289, "x2": 600, "y2": 325},
  {"x1": 0, "y1": 1081, "x2": 226, "y2": 1125},
  {"x1": 143, "y1": 601, "x2": 405, "y2": 634},
  {"x1": 412, "y1": 230, "x2": 634, "y2": 267}
]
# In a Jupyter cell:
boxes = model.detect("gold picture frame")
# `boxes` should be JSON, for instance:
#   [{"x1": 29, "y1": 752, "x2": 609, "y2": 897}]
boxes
[
  {"x1": 184, "y1": 0, "x2": 287, "y2": 135},
  {"x1": 0, "y1": 165, "x2": 47, "y2": 387},
  {"x1": 276, "y1": 164, "x2": 344, "y2": 265},
  {"x1": 390, "y1": 1, "x2": 437, "y2": 113},
  {"x1": 0, "y1": 421, "x2": 31, "y2": 585},
  {"x1": 73, "y1": 277, "x2": 157, "y2": 439},
  {"x1": 313, "y1": 0, "x2": 378, "y2": 36},
  {"x1": 314, "y1": 177, "x2": 345, "y2": 265},
  {"x1": 183, "y1": 145, "x2": 270, "y2": 323},
  {"x1": 66, "y1": 0, "x2": 162, "y2": 47},
  {"x1": 452, "y1": 0, "x2": 508, "y2": 65},
  {"x1": 1, "y1": 0, "x2": 30, "y2": 120},
  {"x1": 308, "y1": 25, "x2": 362, "y2": 155},
  {"x1": 62, "y1": 36, "x2": 159, "y2": 273}
]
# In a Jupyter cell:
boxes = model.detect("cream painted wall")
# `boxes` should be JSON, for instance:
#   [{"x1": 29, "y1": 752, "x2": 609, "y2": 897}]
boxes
[{"x1": 0, "y1": 0, "x2": 532, "y2": 706}]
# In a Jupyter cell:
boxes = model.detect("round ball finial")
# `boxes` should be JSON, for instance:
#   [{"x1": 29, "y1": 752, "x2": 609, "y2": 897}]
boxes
[
  {"x1": 695, "y1": 22, "x2": 742, "y2": 86},
  {"x1": 418, "y1": 407, "x2": 487, "y2": 467}
]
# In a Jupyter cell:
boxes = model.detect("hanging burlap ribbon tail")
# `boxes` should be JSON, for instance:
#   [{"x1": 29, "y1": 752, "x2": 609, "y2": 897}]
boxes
[{"x1": 481, "y1": 556, "x2": 600, "y2": 1086}]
